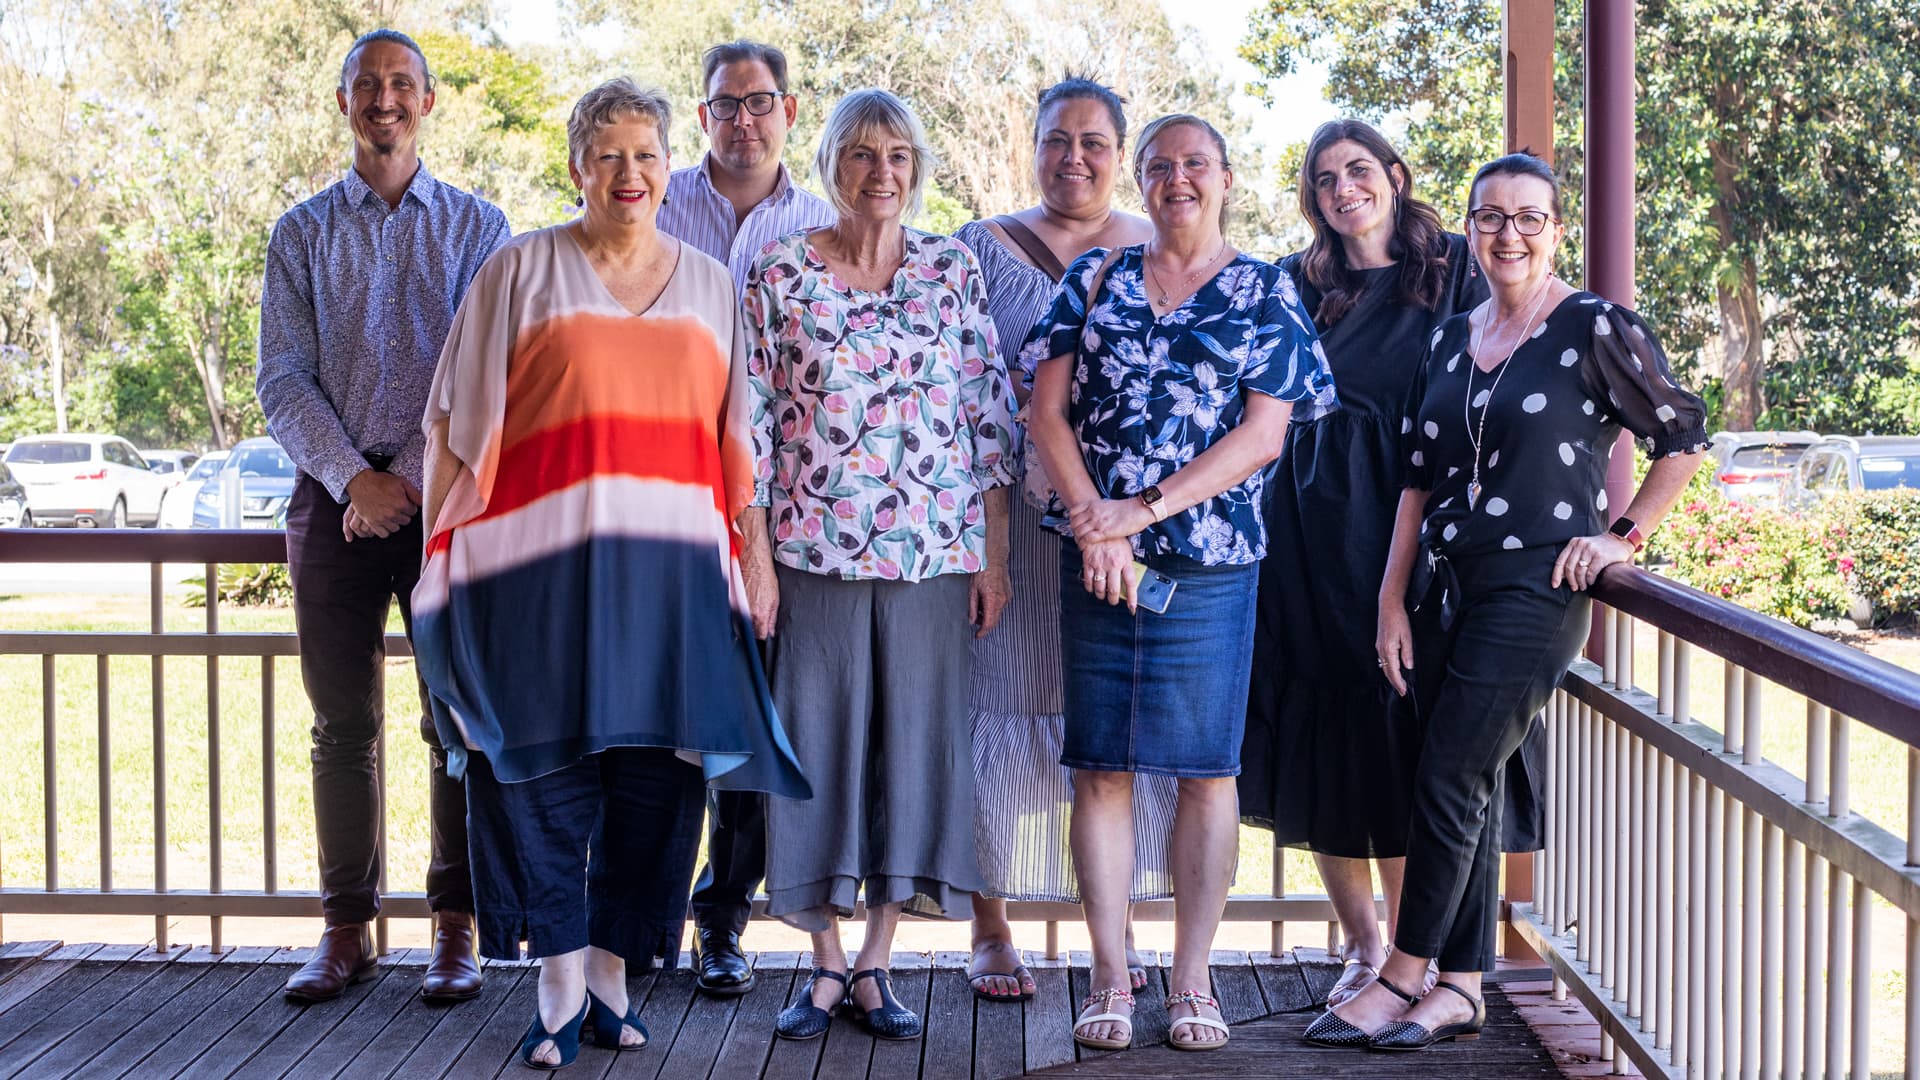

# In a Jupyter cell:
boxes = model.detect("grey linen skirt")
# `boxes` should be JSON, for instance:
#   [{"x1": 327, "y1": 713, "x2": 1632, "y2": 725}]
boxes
[{"x1": 762, "y1": 565, "x2": 984, "y2": 932}]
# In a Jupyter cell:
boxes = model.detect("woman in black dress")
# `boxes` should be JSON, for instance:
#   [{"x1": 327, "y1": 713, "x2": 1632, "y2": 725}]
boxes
[
  {"x1": 1241, "y1": 120, "x2": 1493, "y2": 1006},
  {"x1": 1304, "y1": 153, "x2": 1707, "y2": 1051}
]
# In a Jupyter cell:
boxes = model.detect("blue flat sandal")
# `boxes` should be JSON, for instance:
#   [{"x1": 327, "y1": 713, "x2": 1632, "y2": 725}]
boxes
[
  {"x1": 585, "y1": 989, "x2": 648, "y2": 1050},
  {"x1": 775, "y1": 968, "x2": 847, "y2": 1040},
  {"x1": 846, "y1": 968, "x2": 922, "y2": 1040},
  {"x1": 519, "y1": 996, "x2": 590, "y2": 1070}
]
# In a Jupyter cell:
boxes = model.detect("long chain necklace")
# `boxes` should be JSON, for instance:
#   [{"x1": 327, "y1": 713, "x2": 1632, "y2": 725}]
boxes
[
  {"x1": 1463, "y1": 275, "x2": 1556, "y2": 510},
  {"x1": 1144, "y1": 240, "x2": 1228, "y2": 307}
]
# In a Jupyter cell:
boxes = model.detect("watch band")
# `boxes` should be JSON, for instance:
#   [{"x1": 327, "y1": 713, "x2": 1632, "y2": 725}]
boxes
[
  {"x1": 1608, "y1": 515, "x2": 1646, "y2": 552},
  {"x1": 1141, "y1": 485, "x2": 1168, "y2": 523}
]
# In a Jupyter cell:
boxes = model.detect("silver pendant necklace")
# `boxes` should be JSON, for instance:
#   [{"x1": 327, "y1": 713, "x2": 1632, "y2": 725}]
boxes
[
  {"x1": 1463, "y1": 276, "x2": 1555, "y2": 510},
  {"x1": 1145, "y1": 241, "x2": 1227, "y2": 307}
]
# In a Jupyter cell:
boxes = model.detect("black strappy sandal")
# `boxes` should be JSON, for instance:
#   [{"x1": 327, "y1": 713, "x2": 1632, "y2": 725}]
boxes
[
  {"x1": 1369, "y1": 979, "x2": 1485, "y2": 1050},
  {"x1": 1300, "y1": 972, "x2": 1421, "y2": 1048},
  {"x1": 845, "y1": 968, "x2": 922, "y2": 1040},
  {"x1": 774, "y1": 968, "x2": 847, "y2": 1041}
]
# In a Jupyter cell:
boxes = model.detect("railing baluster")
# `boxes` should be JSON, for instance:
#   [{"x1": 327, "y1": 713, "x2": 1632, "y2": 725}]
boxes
[
  {"x1": 42, "y1": 654, "x2": 57, "y2": 892},
  {"x1": 206, "y1": 561, "x2": 222, "y2": 953},
  {"x1": 97, "y1": 655, "x2": 111, "y2": 892},
  {"x1": 1806, "y1": 846, "x2": 1827, "y2": 1080},
  {"x1": 1743, "y1": 669, "x2": 1764, "y2": 768},
  {"x1": 1540, "y1": 699, "x2": 1554, "y2": 919},
  {"x1": 1616, "y1": 724, "x2": 1631, "y2": 1004},
  {"x1": 1783, "y1": 836, "x2": 1805, "y2": 1080},
  {"x1": 1851, "y1": 877, "x2": 1870, "y2": 1080},
  {"x1": 1673, "y1": 638, "x2": 1692, "y2": 725},
  {"x1": 1705, "y1": 783, "x2": 1724, "y2": 1080},
  {"x1": 1629, "y1": 732, "x2": 1644, "y2": 1019},
  {"x1": 376, "y1": 719, "x2": 389, "y2": 956},
  {"x1": 1725, "y1": 659, "x2": 1745, "y2": 757},
  {"x1": 262, "y1": 656, "x2": 276, "y2": 894},
  {"x1": 1554, "y1": 694, "x2": 1570, "y2": 936},
  {"x1": 1687, "y1": 771, "x2": 1707, "y2": 1076},
  {"x1": 1828, "y1": 865, "x2": 1850, "y2": 1080},
  {"x1": 1761, "y1": 822, "x2": 1782, "y2": 1078},
  {"x1": 1658, "y1": 628, "x2": 1674, "y2": 715},
  {"x1": 1270, "y1": 844, "x2": 1285, "y2": 956},
  {"x1": 1725, "y1": 790, "x2": 1744, "y2": 1075},
  {"x1": 1657, "y1": 752, "x2": 1674, "y2": 1049},
  {"x1": 1603, "y1": 718, "x2": 1618, "y2": 994},
  {"x1": 1618, "y1": 609, "x2": 1635, "y2": 693},
  {"x1": 1831, "y1": 711, "x2": 1852, "y2": 819},
  {"x1": 1808, "y1": 701, "x2": 1830, "y2": 808},
  {"x1": 1743, "y1": 807, "x2": 1762, "y2": 1078},
  {"x1": 152, "y1": 563, "x2": 168, "y2": 951}
]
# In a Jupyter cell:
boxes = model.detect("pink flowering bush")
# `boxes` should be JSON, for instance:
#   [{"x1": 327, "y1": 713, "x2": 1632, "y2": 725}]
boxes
[
  {"x1": 1824, "y1": 491, "x2": 1920, "y2": 623},
  {"x1": 1647, "y1": 474, "x2": 1851, "y2": 627}
]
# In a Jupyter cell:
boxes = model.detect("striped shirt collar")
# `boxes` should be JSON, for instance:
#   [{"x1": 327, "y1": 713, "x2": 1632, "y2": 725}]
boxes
[{"x1": 686, "y1": 154, "x2": 802, "y2": 208}]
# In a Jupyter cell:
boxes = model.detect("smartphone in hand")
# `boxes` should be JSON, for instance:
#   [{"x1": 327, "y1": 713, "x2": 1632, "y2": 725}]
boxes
[{"x1": 1131, "y1": 561, "x2": 1177, "y2": 614}]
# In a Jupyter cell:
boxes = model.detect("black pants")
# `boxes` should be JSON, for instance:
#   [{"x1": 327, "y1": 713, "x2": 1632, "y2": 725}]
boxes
[
  {"x1": 689, "y1": 791, "x2": 765, "y2": 935},
  {"x1": 286, "y1": 472, "x2": 471, "y2": 924},
  {"x1": 1393, "y1": 545, "x2": 1590, "y2": 972},
  {"x1": 465, "y1": 747, "x2": 705, "y2": 965}
]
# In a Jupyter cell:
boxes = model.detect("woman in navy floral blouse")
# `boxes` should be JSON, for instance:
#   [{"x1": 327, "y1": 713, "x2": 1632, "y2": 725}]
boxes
[{"x1": 1023, "y1": 113, "x2": 1336, "y2": 1053}]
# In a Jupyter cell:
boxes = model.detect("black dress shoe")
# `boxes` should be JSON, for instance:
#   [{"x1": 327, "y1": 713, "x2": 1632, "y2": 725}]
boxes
[
  {"x1": 845, "y1": 968, "x2": 922, "y2": 1040},
  {"x1": 693, "y1": 927, "x2": 755, "y2": 997},
  {"x1": 775, "y1": 968, "x2": 846, "y2": 1040},
  {"x1": 1369, "y1": 980, "x2": 1485, "y2": 1050},
  {"x1": 1301, "y1": 972, "x2": 1421, "y2": 1049}
]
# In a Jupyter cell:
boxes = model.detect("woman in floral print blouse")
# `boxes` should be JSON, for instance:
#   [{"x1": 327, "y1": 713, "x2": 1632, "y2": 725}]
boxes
[{"x1": 742, "y1": 88, "x2": 1018, "y2": 1044}]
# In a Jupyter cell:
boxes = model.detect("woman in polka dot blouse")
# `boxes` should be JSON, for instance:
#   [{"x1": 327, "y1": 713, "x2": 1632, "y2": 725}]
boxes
[{"x1": 1304, "y1": 152, "x2": 1708, "y2": 1053}]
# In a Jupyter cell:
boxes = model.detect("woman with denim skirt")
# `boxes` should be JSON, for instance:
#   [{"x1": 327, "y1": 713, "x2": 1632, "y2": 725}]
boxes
[{"x1": 1022, "y1": 113, "x2": 1336, "y2": 1054}]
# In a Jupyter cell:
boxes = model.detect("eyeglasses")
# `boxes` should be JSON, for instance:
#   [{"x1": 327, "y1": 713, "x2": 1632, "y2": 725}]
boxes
[
  {"x1": 1467, "y1": 207, "x2": 1557, "y2": 236},
  {"x1": 704, "y1": 92, "x2": 786, "y2": 121},
  {"x1": 1142, "y1": 154, "x2": 1221, "y2": 182}
]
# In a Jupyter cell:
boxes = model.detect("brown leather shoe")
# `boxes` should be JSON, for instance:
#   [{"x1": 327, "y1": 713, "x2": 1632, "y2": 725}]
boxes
[
  {"x1": 421, "y1": 910, "x2": 484, "y2": 1003},
  {"x1": 284, "y1": 923, "x2": 377, "y2": 1003}
]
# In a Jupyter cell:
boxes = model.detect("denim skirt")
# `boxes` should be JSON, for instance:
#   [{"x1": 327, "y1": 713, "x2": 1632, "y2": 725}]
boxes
[{"x1": 1059, "y1": 546, "x2": 1258, "y2": 778}]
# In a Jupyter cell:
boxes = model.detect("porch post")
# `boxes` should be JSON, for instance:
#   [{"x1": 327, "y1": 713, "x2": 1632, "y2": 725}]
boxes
[{"x1": 1586, "y1": 0, "x2": 1640, "y2": 554}]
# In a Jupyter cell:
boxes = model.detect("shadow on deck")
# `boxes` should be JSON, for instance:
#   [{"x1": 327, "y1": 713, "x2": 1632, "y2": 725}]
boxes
[{"x1": 0, "y1": 941, "x2": 1562, "y2": 1078}]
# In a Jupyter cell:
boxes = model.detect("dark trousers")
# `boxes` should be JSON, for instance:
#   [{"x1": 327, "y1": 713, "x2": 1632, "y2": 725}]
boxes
[
  {"x1": 286, "y1": 472, "x2": 471, "y2": 924},
  {"x1": 689, "y1": 790, "x2": 766, "y2": 935},
  {"x1": 1393, "y1": 546, "x2": 1590, "y2": 972},
  {"x1": 464, "y1": 747, "x2": 706, "y2": 964}
]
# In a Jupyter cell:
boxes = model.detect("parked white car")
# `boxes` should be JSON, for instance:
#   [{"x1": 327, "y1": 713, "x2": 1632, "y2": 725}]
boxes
[
  {"x1": 3, "y1": 434, "x2": 171, "y2": 527},
  {"x1": 141, "y1": 449, "x2": 201, "y2": 483},
  {"x1": 158, "y1": 450, "x2": 229, "y2": 529}
]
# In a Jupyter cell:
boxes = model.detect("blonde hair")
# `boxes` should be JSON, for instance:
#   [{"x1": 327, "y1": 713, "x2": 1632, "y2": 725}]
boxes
[
  {"x1": 814, "y1": 89, "x2": 939, "y2": 221},
  {"x1": 567, "y1": 77, "x2": 672, "y2": 170},
  {"x1": 1133, "y1": 113, "x2": 1233, "y2": 229}
]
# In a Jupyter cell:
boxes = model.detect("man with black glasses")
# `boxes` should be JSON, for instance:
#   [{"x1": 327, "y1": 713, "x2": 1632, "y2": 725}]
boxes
[{"x1": 656, "y1": 38, "x2": 832, "y2": 999}]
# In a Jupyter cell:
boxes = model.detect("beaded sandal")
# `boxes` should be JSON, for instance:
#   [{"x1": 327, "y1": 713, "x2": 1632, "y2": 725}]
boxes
[
  {"x1": 1165, "y1": 989, "x2": 1229, "y2": 1051},
  {"x1": 1072, "y1": 987, "x2": 1135, "y2": 1050}
]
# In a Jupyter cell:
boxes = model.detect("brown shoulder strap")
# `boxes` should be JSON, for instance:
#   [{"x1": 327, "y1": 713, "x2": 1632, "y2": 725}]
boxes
[{"x1": 990, "y1": 214, "x2": 1070, "y2": 282}]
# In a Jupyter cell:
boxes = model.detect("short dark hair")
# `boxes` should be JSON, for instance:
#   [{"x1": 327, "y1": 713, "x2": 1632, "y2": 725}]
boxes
[
  {"x1": 1034, "y1": 76, "x2": 1128, "y2": 148},
  {"x1": 702, "y1": 40, "x2": 789, "y2": 95},
  {"x1": 340, "y1": 29, "x2": 433, "y2": 93},
  {"x1": 1469, "y1": 151, "x2": 1563, "y2": 219}
]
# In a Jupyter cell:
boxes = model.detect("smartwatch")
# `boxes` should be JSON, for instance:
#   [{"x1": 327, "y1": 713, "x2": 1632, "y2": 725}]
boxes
[
  {"x1": 1608, "y1": 515, "x2": 1646, "y2": 552},
  {"x1": 1140, "y1": 484, "x2": 1168, "y2": 523}
]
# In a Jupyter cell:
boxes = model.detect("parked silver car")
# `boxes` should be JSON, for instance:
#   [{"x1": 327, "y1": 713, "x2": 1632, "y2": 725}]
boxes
[
  {"x1": 1706, "y1": 430, "x2": 1821, "y2": 506},
  {"x1": 1787, "y1": 435, "x2": 1920, "y2": 511}
]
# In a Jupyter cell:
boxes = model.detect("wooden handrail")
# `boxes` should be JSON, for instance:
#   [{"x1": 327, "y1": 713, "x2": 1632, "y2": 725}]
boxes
[
  {"x1": 0, "y1": 528, "x2": 289, "y2": 563},
  {"x1": 1593, "y1": 564, "x2": 1920, "y2": 745}
]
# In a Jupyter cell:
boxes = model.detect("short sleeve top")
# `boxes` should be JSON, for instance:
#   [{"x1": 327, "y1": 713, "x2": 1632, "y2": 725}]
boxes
[
  {"x1": 1019, "y1": 246, "x2": 1338, "y2": 566},
  {"x1": 744, "y1": 228, "x2": 1020, "y2": 582},
  {"x1": 1403, "y1": 291, "x2": 1710, "y2": 557}
]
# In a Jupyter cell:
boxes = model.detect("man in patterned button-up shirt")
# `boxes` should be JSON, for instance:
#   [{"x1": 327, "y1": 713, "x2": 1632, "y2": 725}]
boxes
[{"x1": 256, "y1": 28, "x2": 508, "y2": 1006}]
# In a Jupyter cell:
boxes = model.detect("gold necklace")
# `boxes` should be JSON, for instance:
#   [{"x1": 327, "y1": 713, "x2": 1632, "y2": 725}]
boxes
[
  {"x1": 1145, "y1": 241, "x2": 1227, "y2": 307},
  {"x1": 1462, "y1": 276, "x2": 1555, "y2": 510}
]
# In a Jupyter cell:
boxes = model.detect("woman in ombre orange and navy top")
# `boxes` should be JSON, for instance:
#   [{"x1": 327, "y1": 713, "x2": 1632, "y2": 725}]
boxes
[{"x1": 414, "y1": 79, "x2": 807, "y2": 1072}]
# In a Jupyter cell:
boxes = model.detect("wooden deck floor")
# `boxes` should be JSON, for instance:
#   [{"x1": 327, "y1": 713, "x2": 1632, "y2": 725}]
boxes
[{"x1": 0, "y1": 940, "x2": 1561, "y2": 1078}]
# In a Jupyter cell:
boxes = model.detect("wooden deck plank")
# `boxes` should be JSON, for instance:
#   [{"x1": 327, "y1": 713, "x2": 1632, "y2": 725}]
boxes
[
  {"x1": 444, "y1": 966, "x2": 540, "y2": 1078},
  {"x1": 601, "y1": 967, "x2": 690, "y2": 1080},
  {"x1": 1022, "y1": 961, "x2": 1075, "y2": 1074},
  {"x1": 865, "y1": 965, "x2": 930, "y2": 1080},
  {"x1": 122, "y1": 961, "x2": 306, "y2": 1078},
  {"x1": 704, "y1": 962, "x2": 794, "y2": 1080},
  {"x1": 653, "y1": 970, "x2": 748, "y2": 1080},
  {"x1": 0, "y1": 943, "x2": 58, "y2": 989},
  {"x1": 1250, "y1": 954, "x2": 1315, "y2": 1015},
  {"x1": 59, "y1": 958, "x2": 254, "y2": 1078},
  {"x1": 1205, "y1": 952, "x2": 1267, "y2": 1026},
  {"x1": 1288, "y1": 949, "x2": 1342, "y2": 1007},
  {"x1": 972, "y1": 976, "x2": 1027, "y2": 1080},
  {"x1": 811, "y1": 1006, "x2": 875, "y2": 1080},
  {"x1": 335, "y1": 970, "x2": 483, "y2": 1079},
  {"x1": 12, "y1": 952, "x2": 213, "y2": 1078},
  {"x1": 0, "y1": 945, "x2": 142, "y2": 1059},
  {"x1": 384, "y1": 967, "x2": 529, "y2": 1080},
  {"x1": 222, "y1": 968, "x2": 399, "y2": 1080},
  {"x1": 0, "y1": 944, "x2": 102, "y2": 1019},
  {"x1": 919, "y1": 962, "x2": 971, "y2": 1080},
  {"x1": 280, "y1": 953, "x2": 437, "y2": 1079}
]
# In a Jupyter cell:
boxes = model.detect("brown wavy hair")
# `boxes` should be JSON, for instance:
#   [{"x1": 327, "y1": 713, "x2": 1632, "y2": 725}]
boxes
[{"x1": 1296, "y1": 119, "x2": 1452, "y2": 326}]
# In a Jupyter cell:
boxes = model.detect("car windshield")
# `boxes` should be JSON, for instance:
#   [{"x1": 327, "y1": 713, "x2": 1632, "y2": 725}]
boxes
[
  {"x1": 186, "y1": 456, "x2": 226, "y2": 482},
  {"x1": 1860, "y1": 455, "x2": 1920, "y2": 491},
  {"x1": 227, "y1": 446, "x2": 296, "y2": 478},
  {"x1": 5, "y1": 441, "x2": 91, "y2": 465},
  {"x1": 1728, "y1": 445, "x2": 1808, "y2": 470}
]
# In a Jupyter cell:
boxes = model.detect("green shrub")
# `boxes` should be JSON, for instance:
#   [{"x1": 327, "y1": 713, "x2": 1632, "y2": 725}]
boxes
[
  {"x1": 1826, "y1": 490, "x2": 1920, "y2": 622},
  {"x1": 182, "y1": 563, "x2": 293, "y2": 608},
  {"x1": 1648, "y1": 480, "x2": 1851, "y2": 627}
]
